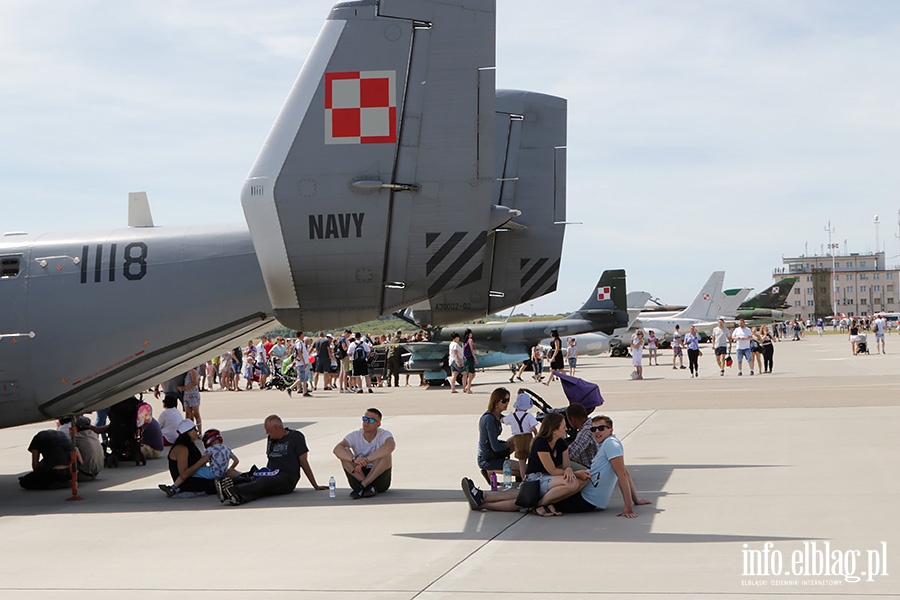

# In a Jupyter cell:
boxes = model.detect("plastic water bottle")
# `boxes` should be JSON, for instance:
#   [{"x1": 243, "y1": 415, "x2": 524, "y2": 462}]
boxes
[
  {"x1": 502, "y1": 459, "x2": 512, "y2": 490},
  {"x1": 328, "y1": 476, "x2": 336, "y2": 498},
  {"x1": 490, "y1": 471, "x2": 498, "y2": 491}
]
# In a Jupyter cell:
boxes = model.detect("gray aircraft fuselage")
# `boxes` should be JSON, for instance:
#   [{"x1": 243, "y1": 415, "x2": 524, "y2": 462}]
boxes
[{"x1": 0, "y1": 225, "x2": 272, "y2": 428}]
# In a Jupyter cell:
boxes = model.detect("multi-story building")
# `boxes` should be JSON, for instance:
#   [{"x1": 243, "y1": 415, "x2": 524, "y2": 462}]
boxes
[{"x1": 773, "y1": 251, "x2": 899, "y2": 321}]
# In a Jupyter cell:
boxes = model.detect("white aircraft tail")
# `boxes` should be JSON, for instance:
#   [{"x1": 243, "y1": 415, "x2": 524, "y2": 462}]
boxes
[
  {"x1": 717, "y1": 287, "x2": 752, "y2": 318},
  {"x1": 674, "y1": 271, "x2": 725, "y2": 321}
]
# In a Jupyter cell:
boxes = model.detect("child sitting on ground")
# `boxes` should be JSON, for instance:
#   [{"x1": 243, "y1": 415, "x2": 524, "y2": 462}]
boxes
[
  {"x1": 501, "y1": 391, "x2": 539, "y2": 480},
  {"x1": 159, "y1": 428, "x2": 240, "y2": 497}
]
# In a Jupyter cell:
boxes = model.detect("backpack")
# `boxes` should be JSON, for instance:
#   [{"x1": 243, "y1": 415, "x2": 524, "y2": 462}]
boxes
[
  {"x1": 335, "y1": 338, "x2": 347, "y2": 360},
  {"x1": 353, "y1": 343, "x2": 366, "y2": 361}
]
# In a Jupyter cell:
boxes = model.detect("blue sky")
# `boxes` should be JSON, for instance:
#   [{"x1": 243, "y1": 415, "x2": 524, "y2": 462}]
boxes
[{"x1": 3, "y1": 1, "x2": 900, "y2": 314}]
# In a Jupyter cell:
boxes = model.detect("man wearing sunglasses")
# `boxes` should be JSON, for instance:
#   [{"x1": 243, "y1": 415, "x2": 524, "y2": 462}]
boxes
[
  {"x1": 334, "y1": 408, "x2": 395, "y2": 499},
  {"x1": 553, "y1": 415, "x2": 651, "y2": 517}
]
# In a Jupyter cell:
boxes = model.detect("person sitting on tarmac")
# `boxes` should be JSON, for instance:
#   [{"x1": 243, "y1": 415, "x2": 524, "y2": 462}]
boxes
[
  {"x1": 333, "y1": 408, "x2": 395, "y2": 499},
  {"x1": 163, "y1": 419, "x2": 215, "y2": 497},
  {"x1": 73, "y1": 416, "x2": 104, "y2": 480},
  {"x1": 215, "y1": 415, "x2": 328, "y2": 505},
  {"x1": 160, "y1": 428, "x2": 240, "y2": 497},
  {"x1": 19, "y1": 428, "x2": 79, "y2": 490}
]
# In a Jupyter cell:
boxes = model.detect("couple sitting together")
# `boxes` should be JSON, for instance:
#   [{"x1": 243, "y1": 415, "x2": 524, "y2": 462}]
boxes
[{"x1": 463, "y1": 388, "x2": 650, "y2": 517}]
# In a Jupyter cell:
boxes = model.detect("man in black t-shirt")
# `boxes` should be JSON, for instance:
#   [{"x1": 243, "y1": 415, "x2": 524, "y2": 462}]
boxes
[
  {"x1": 19, "y1": 429, "x2": 76, "y2": 490},
  {"x1": 216, "y1": 415, "x2": 327, "y2": 505}
]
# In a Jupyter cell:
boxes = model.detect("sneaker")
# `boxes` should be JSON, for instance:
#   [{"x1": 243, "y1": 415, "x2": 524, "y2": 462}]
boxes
[
  {"x1": 226, "y1": 492, "x2": 243, "y2": 506},
  {"x1": 720, "y1": 370, "x2": 724, "y2": 376},
  {"x1": 350, "y1": 484, "x2": 365, "y2": 500},
  {"x1": 214, "y1": 477, "x2": 234, "y2": 504},
  {"x1": 672, "y1": 366, "x2": 677, "y2": 370},
  {"x1": 750, "y1": 370, "x2": 754, "y2": 376},
  {"x1": 158, "y1": 484, "x2": 178, "y2": 498},
  {"x1": 738, "y1": 371, "x2": 743, "y2": 376},
  {"x1": 303, "y1": 392, "x2": 312, "y2": 397},
  {"x1": 356, "y1": 389, "x2": 364, "y2": 394},
  {"x1": 460, "y1": 477, "x2": 484, "y2": 510},
  {"x1": 362, "y1": 485, "x2": 378, "y2": 498},
  {"x1": 286, "y1": 388, "x2": 292, "y2": 397},
  {"x1": 367, "y1": 388, "x2": 373, "y2": 394},
  {"x1": 680, "y1": 366, "x2": 687, "y2": 369}
]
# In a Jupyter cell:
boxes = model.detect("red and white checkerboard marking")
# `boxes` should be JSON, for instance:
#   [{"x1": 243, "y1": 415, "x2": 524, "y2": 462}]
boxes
[
  {"x1": 325, "y1": 70, "x2": 397, "y2": 145},
  {"x1": 702, "y1": 293, "x2": 710, "y2": 301},
  {"x1": 597, "y1": 286, "x2": 611, "y2": 301}
]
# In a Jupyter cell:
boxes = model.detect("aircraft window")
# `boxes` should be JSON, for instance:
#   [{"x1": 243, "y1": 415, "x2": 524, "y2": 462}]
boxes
[{"x1": 1, "y1": 256, "x2": 21, "y2": 278}]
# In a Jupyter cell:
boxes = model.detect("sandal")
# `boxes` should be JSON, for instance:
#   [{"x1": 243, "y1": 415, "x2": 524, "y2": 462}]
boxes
[
  {"x1": 547, "y1": 504, "x2": 563, "y2": 516},
  {"x1": 533, "y1": 506, "x2": 554, "y2": 518}
]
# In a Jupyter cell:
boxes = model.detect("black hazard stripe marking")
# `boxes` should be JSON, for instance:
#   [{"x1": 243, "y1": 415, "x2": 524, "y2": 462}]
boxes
[
  {"x1": 426, "y1": 232, "x2": 466, "y2": 276},
  {"x1": 427, "y1": 231, "x2": 487, "y2": 298},
  {"x1": 522, "y1": 258, "x2": 561, "y2": 302}
]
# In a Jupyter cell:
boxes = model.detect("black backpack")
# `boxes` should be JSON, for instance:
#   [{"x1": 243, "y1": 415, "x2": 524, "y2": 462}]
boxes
[{"x1": 353, "y1": 343, "x2": 366, "y2": 361}]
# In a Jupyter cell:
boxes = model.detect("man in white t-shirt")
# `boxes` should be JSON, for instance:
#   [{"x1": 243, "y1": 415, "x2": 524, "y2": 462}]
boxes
[
  {"x1": 872, "y1": 315, "x2": 886, "y2": 354},
  {"x1": 333, "y1": 408, "x2": 395, "y2": 499},
  {"x1": 447, "y1": 332, "x2": 465, "y2": 393},
  {"x1": 712, "y1": 318, "x2": 731, "y2": 376},
  {"x1": 730, "y1": 318, "x2": 754, "y2": 376}
]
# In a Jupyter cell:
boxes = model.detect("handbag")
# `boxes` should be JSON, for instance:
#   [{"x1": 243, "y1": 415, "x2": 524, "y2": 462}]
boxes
[{"x1": 515, "y1": 479, "x2": 541, "y2": 508}]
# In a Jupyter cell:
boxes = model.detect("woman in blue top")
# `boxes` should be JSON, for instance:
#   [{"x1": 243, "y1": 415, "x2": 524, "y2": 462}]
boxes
[
  {"x1": 684, "y1": 325, "x2": 702, "y2": 378},
  {"x1": 476, "y1": 388, "x2": 515, "y2": 482}
]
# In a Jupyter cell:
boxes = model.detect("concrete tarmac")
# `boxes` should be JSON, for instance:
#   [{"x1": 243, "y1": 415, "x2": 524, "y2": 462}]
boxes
[{"x1": 0, "y1": 332, "x2": 897, "y2": 598}]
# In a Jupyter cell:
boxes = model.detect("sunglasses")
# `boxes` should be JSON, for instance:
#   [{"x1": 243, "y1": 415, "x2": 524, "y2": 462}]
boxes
[
  {"x1": 499, "y1": 398, "x2": 510, "y2": 404},
  {"x1": 590, "y1": 425, "x2": 610, "y2": 432},
  {"x1": 362, "y1": 416, "x2": 379, "y2": 424}
]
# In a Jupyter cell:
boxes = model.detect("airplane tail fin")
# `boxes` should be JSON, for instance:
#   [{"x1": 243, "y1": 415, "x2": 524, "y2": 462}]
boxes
[
  {"x1": 407, "y1": 90, "x2": 568, "y2": 326},
  {"x1": 574, "y1": 269, "x2": 627, "y2": 315},
  {"x1": 717, "y1": 287, "x2": 752, "y2": 317},
  {"x1": 241, "y1": 0, "x2": 498, "y2": 331},
  {"x1": 674, "y1": 271, "x2": 725, "y2": 320},
  {"x1": 626, "y1": 291, "x2": 652, "y2": 309},
  {"x1": 741, "y1": 277, "x2": 798, "y2": 310}
]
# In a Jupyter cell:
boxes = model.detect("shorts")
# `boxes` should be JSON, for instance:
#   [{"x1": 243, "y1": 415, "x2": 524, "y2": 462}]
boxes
[
  {"x1": 850, "y1": 335, "x2": 860, "y2": 343},
  {"x1": 567, "y1": 357, "x2": 577, "y2": 368},
  {"x1": 140, "y1": 445, "x2": 162, "y2": 460},
  {"x1": 295, "y1": 364, "x2": 310, "y2": 382},
  {"x1": 465, "y1": 356, "x2": 476, "y2": 373},
  {"x1": 714, "y1": 346, "x2": 728, "y2": 356},
  {"x1": 340, "y1": 357, "x2": 351, "y2": 373},
  {"x1": 512, "y1": 434, "x2": 533, "y2": 460},
  {"x1": 258, "y1": 362, "x2": 270, "y2": 376},
  {"x1": 314, "y1": 358, "x2": 330, "y2": 373},
  {"x1": 451, "y1": 362, "x2": 464, "y2": 373},
  {"x1": 553, "y1": 491, "x2": 598, "y2": 514},
  {"x1": 672, "y1": 346, "x2": 683, "y2": 357},
  {"x1": 736, "y1": 347, "x2": 751, "y2": 364},
  {"x1": 353, "y1": 359, "x2": 369, "y2": 376},
  {"x1": 183, "y1": 393, "x2": 201, "y2": 409},
  {"x1": 477, "y1": 455, "x2": 507, "y2": 471},
  {"x1": 525, "y1": 472, "x2": 554, "y2": 497},
  {"x1": 876, "y1": 332, "x2": 884, "y2": 341},
  {"x1": 345, "y1": 466, "x2": 392, "y2": 493}
]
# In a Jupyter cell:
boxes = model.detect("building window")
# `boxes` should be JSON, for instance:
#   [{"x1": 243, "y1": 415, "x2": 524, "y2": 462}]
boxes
[
  {"x1": 861, "y1": 261, "x2": 867, "y2": 267},
  {"x1": 861, "y1": 286, "x2": 867, "y2": 292},
  {"x1": 846, "y1": 262, "x2": 853, "y2": 268},
  {"x1": 874, "y1": 273, "x2": 880, "y2": 279},
  {"x1": 846, "y1": 274, "x2": 853, "y2": 280},
  {"x1": 847, "y1": 299, "x2": 854, "y2": 305},
  {"x1": 861, "y1": 298, "x2": 867, "y2": 305},
  {"x1": 874, "y1": 285, "x2": 881, "y2": 292},
  {"x1": 806, "y1": 275, "x2": 812, "y2": 282},
  {"x1": 807, "y1": 300, "x2": 814, "y2": 306},
  {"x1": 794, "y1": 300, "x2": 801, "y2": 307},
  {"x1": 806, "y1": 287, "x2": 813, "y2": 294},
  {"x1": 888, "y1": 273, "x2": 894, "y2": 280},
  {"x1": 820, "y1": 287, "x2": 827, "y2": 294},
  {"x1": 888, "y1": 285, "x2": 894, "y2": 292},
  {"x1": 794, "y1": 288, "x2": 801, "y2": 295},
  {"x1": 860, "y1": 274, "x2": 868, "y2": 280},
  {"x1": 874, "y1": 298, "x2": 882, "y2": 305},
  {"x1": 889, "y1": 297, "x2": 894, "y2": 304}
]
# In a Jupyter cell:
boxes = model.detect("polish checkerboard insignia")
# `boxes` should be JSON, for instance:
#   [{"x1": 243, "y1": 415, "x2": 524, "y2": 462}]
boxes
[
  {"x1": 702, "y1": 293, "x2": 710, "y2": 301},
  {"x1": 325, "y1": 71, "x2": 397, "y2": 144},
  {"x1": 771, "y1": 286, "x2": 779, "y2": 294},
  {"x1": 597, "y1": 286, "x2": 611, "y2": 301}
]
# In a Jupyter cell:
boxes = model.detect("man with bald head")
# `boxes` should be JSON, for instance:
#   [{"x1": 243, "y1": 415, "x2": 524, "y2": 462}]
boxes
[{"x1": 216, "y1": 414, "x2": 327, "y2": 505}]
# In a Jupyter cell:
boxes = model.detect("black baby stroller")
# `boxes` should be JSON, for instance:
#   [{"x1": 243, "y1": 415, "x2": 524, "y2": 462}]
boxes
[
  {"x1": 520, "y1": 371, "x2": 605, "y2": 440},
  {"x1": 104, "y1": 395, "x2": 148, "y2": 467},
  {"x1": 264, "y1": 357, "x2": 296, "y2": 391},
  {"x1": 857, "y1": 332, "x2": 870, "y2": 355}
]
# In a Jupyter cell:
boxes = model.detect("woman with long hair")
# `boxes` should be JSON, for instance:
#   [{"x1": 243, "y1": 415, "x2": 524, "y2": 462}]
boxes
[{"x1": 524, "y1": 412, "x2": 583, "y2": 516}]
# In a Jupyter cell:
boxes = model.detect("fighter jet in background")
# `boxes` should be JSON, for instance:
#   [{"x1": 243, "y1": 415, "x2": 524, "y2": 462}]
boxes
[
  {"x1": 403, "y1": 270, "x2": 628, "y2": 382},
  {"x1": 0, "y1": 0, "x2": 566, "y2": 428}
]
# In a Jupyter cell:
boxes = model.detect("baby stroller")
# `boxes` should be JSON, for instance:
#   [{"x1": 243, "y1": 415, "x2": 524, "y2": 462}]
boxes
[
  {"x1": 265, "y1": 357, "x2": 296, "y2": 391},
  {"x1": 857, "y1": 332, "x2": 869, "y2": 355},
  {"x1": 104, "y1": 396, "x2": 148, "y2": 467},
  {"x1": 520, "y1": 372, "x2": 605, "y2": 440}
]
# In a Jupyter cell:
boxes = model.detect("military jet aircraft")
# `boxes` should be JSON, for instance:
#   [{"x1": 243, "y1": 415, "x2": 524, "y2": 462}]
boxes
[
  {"x1": 403, "y1": 270, "x2": 627, "y2": 382},
  {"x1": 0, "y1": 0, "x2": 566, "y2": 428}
]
